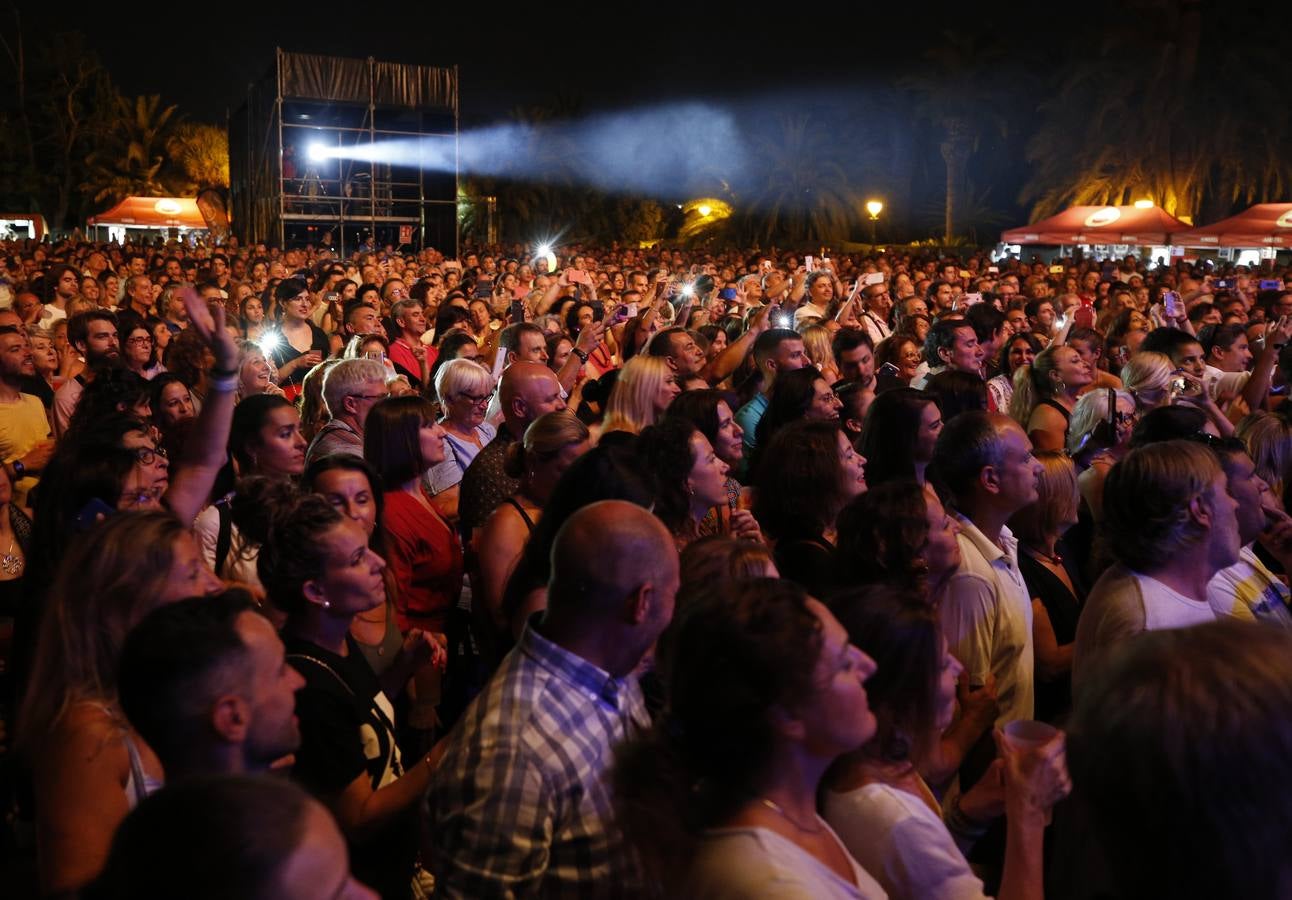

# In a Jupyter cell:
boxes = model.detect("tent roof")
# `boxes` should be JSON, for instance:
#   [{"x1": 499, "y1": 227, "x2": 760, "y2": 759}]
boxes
[
  {"x1": 1171, "y1": 203, "x2": 1292, "y2": 248},
  {"x1": 88, "y1": 196, "x2": 206, "y2": 229},
  {"x1": 1001, "y1": 205, "x2": 1190, "y2": 246}
]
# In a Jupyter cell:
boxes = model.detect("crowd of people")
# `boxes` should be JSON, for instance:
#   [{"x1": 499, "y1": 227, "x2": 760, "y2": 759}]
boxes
[{"x1": 3, "y1": 235, "x2": 1292, "y2": 898}]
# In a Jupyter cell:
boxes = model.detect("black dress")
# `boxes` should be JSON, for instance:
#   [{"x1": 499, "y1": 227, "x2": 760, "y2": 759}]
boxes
[
  {"x1": 1017, "y1": 540, "x2": 1086, "y2": 724},
  {"x1": 268, "y1": 322, "x2": 330, "y2": 387}
]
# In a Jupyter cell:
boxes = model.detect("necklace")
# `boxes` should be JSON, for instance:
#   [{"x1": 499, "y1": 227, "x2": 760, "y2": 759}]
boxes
[
  {"x1": 1, "y1": 536, "x2": 23, "y2": 576},
  {"x1": 1022, "y1": 543, "x2": 1063, "y2": 566},
  {"x1": 758, "y1": 797, "x2": 824, "y2": 835}
]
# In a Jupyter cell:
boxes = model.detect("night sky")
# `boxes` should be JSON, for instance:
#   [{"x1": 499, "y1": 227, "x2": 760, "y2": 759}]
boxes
[{"x1": 31, "y1": 3, "x2": 1055, "y2": 125}]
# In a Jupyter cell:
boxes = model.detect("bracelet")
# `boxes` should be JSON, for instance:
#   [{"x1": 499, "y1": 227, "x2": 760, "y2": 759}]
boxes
[
  {"x1": 209, "y1": 373, "x2": 239, "y2": 392},
  {"x1": 571, "y1": 347, "x2": 589, "y2": 364}
]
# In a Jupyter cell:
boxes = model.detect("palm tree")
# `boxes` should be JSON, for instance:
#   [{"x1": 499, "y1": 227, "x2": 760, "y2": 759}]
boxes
[
  {"x1": 900, "y1": 33, "x2": 1008, "y2": 243},
  {"x1": 737, "y1": 112, "x2": 859, "y2": 245},
  {"x1": 167, "y1": 122, "x2": 228, "y2": 192},
  {"x1": 1020, "y1": 0, "x2": 1291, "y2": 223},
  {"x1": 83, "y1": 93, "x2": 182, "y2": 204}
]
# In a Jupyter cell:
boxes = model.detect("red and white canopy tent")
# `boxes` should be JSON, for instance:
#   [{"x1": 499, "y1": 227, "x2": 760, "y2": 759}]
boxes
[
  {"x1": 1001, "y1": 205, "x2": 1191, "y2": 246},
  {"x1": 87, "y1": 196, "x2": 208, "y2": 232},
  {"x1": 1170, "y1": 203, "x2": 1292, "y2": 249}
]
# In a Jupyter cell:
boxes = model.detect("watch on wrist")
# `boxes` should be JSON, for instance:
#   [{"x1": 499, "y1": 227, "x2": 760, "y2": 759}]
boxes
[
  {"x1": 11, "y1": 459, "x2": 25, "y2": 479},
  {"x1": 572, "y1": 347, "x2": 590, "y2": 364}
]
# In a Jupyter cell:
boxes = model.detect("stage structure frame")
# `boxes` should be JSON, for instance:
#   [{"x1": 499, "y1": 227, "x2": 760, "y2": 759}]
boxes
[{"x1": 230, "y1": 48, "x2": 459, "y2": 255}]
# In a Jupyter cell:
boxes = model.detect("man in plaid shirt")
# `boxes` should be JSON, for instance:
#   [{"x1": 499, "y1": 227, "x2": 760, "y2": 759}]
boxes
[{"x1": 425, "y1": 500, "x2": 680, "y2": 898}]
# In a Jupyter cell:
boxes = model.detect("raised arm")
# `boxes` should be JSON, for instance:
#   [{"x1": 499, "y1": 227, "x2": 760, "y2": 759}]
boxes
[{"x1": 165, "y1": 288, "x2": 238, "y2": 523}]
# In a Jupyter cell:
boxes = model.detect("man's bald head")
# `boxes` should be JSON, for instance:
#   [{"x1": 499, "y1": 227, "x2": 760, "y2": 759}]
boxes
[
  {"x1": 500, "y1": 360, "x2": 566, "y2": 430},
  {"x1": 547, "y1": 500, "x2": 679, "y2": 630}
]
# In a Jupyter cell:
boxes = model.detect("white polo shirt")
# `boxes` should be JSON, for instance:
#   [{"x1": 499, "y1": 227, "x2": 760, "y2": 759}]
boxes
[{"x1": 939, "y1": 517, "x2": 1034, "y2": 725}]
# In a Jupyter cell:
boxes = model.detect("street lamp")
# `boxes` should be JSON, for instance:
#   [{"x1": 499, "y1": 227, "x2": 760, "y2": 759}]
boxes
[{"x1": 866, "y1": 199, "x2": 884, "y2": 245}]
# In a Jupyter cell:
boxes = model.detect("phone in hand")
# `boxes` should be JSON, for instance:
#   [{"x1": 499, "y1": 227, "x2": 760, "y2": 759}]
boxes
[
  {"x1": 509, "y1": 300, "x2": 525, "y2": 324},
  {"x1": 1049, "y1": 264, "x2": 1066, "y2": 274},
  {"x1": 1164, "y1": 290, "x2": 1181, "y2": 318},
  {"x1": 805, "y1": 256, "x2": 815, "y2": 273},
  {"x1": 863, "y1": 272, "x2": 885, "y2": 287},
  {"x1": 1260, "y1": 279, "x2": 1283, "y2": 291},
  {"x1": 1215, "y1": 278, "x2": 1235, "y2": 290}
]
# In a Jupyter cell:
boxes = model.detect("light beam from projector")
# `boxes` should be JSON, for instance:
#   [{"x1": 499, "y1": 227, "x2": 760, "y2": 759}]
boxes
[{"x1": 312, "y1": 101, "x2": 750, "y2": 199}]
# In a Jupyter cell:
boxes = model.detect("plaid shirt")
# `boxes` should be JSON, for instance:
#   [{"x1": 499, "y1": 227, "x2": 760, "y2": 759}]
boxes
[{"x1": 425, "y1": 623, "x2": 649, "y2": 899}]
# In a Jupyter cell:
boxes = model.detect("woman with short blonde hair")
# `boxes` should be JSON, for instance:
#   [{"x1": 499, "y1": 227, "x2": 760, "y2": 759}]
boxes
[
  {"x1": 426, "y1": 358, "x2": 497, "y2": 519},
  {"x1": 1119, "y1": 351, "x2": 1174, "y2": 412},
  {"x1": 601, "y1": 355, "x2": 679, "y2": 437}
]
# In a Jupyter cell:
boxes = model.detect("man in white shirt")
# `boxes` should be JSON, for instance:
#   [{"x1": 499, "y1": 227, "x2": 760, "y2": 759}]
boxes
[
  {"x1": 1073, "y1": 440, "x2": 1240, "y2": 687},
  {"x1": 931, "y1": 411, "x2": 1043, "y2": 726},
  {"x1": 857, "y1": 281, "x2": 893, "y2": 345},
  {"x1": 792, "y1": 271, "x2": 833, "y2": 325}
]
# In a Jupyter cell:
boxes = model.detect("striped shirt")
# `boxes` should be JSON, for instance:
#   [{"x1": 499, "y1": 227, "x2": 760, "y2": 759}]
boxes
[{"x1": 425, "y1": 623, "x2": 649, "y2": 898}]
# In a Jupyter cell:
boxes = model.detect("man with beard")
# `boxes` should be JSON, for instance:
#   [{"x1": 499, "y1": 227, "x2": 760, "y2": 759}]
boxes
[{"x1": 52, "y1": 309, "x2": 121, "y2": 437}]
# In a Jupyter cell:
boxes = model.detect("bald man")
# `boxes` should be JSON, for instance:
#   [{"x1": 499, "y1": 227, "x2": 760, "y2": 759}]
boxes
[
  {"x1": 426, "y1": 501, "x2": 678, "y2": 897},
  {"x1": 458, "y1": 361, "x2": 566, "y2": 535}
]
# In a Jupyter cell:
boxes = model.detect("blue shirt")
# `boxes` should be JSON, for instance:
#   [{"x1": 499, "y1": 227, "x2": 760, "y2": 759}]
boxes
[{"x1": 425, "y1": 623, "x2": 649, "y2": 898}]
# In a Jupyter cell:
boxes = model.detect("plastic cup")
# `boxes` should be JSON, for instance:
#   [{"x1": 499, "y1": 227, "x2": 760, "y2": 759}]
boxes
[{"x1": 1001, "y1": 719, "x2": 1061, "y2": 751}]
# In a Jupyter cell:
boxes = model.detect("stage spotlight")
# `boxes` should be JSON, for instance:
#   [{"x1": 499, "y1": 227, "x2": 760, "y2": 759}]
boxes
[{"x1": 306, "y1": 143, "x2": 327, "y2": 162}]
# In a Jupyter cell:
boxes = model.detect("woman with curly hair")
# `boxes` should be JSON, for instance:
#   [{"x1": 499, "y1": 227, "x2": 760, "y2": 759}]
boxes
[
  {"x1": 613, "y1": 578, "x2": 884, "y2": 898},
  {"x1": 636, "y1": 416, "x2": 743, "y2": 551},
  {"x1": 754, "y1": 420, "x2": 867, "y2": 596},
  {"x1": 834, "y1": 480, "x2": 961, "y2": 598}
]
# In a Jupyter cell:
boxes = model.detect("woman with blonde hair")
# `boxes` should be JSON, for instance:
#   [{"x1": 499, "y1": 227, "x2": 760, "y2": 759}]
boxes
[
  {"x1": 1236, "y1": 411, "x2": 1292, "y2": 498},
  {"x1": 1010, "y1": 450, "x2": 1087, "y2": 722},
  {"x1": 1008, "y1": 344, "x2": 1094, "y2": 451},
  {"x1": 1118, "y1": 350, "x2": 1174, "y2": 412},
  {"x1": 426, "y1": 357, "x2": 497, "y2": 520},
  {"x1": 1120, "y1": 350, "x2": 1235, "y2": 437},
  {"x1": 234, "y1": 340, "x2": 283, "y2": 402},
  {"x1": 475, "y1": 410, "x2": 591, "y2": 654},
  {"x1": 600, "y1": 354, "x2": 679, "y2": 437},
  {"x1": 800, "y1": 322, "x2": 840, "y2": 384},
  {"x1": 19, "y1": 511, "x2": 222, "y2": 894}
]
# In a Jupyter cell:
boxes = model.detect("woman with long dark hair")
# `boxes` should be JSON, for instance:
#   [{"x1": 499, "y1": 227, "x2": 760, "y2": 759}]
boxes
[
  {"x1": 614, "y1": 578, "x2": 884, "y2": 898},
  {"x1": 823, "y1": 585, "x2": 1068, "y2": 900},
  {"x1": 754, "y1": 420, "x2": 867, "y2": 596},
  {"x1": 857, "y1": 388, "x2": 942, "y2": 488}
]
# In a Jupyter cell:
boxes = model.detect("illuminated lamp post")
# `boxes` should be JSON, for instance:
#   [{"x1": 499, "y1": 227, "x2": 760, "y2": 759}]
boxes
[{"x1": 866, "y1": 199, "x2": 884, "y2": 245}]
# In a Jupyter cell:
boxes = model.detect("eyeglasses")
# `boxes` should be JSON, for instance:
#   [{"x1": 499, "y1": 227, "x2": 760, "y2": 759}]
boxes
[
  {"x1": 132, "y1": 446, "x2": 168, "y2": 465},
  {"x1": 457, "y1": 391, "x2": 492, "y2": 406},
  {"x1": 126, "y1": 336, "x2": 153, "y2": 346}
]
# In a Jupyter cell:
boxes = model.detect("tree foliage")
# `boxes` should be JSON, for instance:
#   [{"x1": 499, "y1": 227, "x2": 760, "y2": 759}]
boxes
[{"x1": 1020, "y1": 0, "x2": 1292, "y2": 223}]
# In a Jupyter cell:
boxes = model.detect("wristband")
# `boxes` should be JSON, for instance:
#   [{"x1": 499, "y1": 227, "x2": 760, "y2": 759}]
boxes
[{"x1": 209, "y1": 373, "x2": 240, "y2": 392}]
